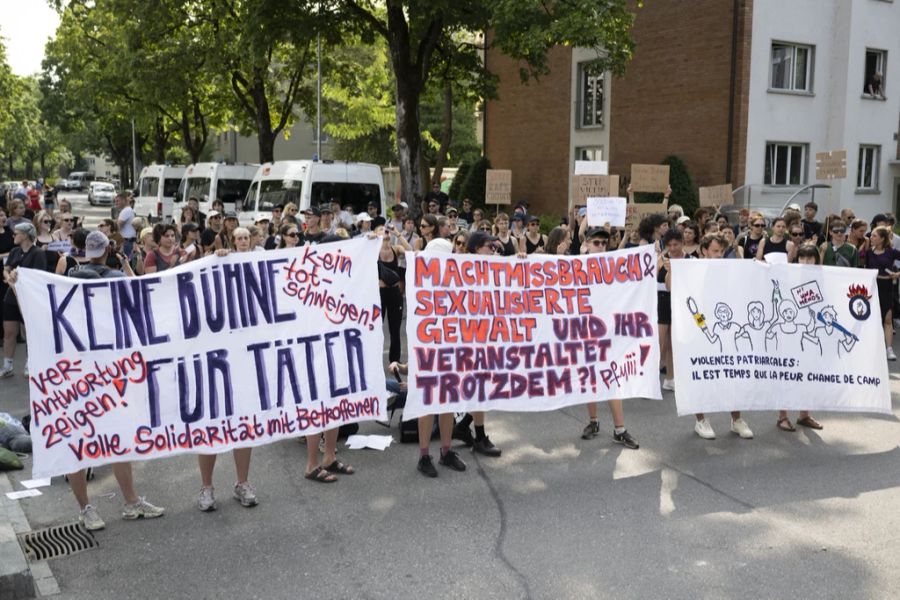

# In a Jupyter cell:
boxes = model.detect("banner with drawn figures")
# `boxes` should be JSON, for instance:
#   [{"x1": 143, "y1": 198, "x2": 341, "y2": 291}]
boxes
[
  {"x1": 670, "y1": 260, "x2": 890, "y2": 415},
  {"x1": 402, "y1": 246, "x2": 662, "y2": 420},
  {"x1": 16, "y1": 238, "x2": 387, "y2": 478}
]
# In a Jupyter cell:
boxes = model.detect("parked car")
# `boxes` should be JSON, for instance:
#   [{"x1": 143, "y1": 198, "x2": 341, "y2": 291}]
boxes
[{"x1": 87, "y1": 181, "x2": 117, "y2": 206}]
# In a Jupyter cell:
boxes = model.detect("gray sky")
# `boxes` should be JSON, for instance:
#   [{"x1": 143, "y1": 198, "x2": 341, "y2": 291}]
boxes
[{"x1": 0, "y1": 0, "x2": 60, "y2": 76}]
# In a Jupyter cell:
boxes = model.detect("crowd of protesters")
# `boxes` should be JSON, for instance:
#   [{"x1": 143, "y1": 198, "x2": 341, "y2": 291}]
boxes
[{"x1": 2, "y1": 180, "x2": 899, "y2": 528}]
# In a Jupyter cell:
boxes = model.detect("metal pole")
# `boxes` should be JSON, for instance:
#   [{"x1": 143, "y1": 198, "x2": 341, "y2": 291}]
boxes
[
  {"x1": 316, "y1": 32, "x2": 322, "y2": 160},
  {"x1": 131, "y1": 119, "x2": 138, "y2": 188}
]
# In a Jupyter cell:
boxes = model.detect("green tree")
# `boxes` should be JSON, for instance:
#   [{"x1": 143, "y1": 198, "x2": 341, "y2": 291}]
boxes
[
  {"x1": 662, "y1": 155, "x2": 698, "y2": 217},
  {"x1": 339, "y1": 0, "x2": 636, "y2": 207},
  {"x1": 459, "y1": 156, "x2": 491, "y2": 207}
]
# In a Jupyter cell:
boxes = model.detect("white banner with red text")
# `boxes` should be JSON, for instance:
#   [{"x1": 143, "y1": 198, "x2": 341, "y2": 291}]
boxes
[
  {"x1": 670, "y1": 259, "x2": 890, "y2": 415},
  {"x1": 17, "y1": 238, "x2": 387, "y2": 478},
  {"x1": 402, "y1": 245, "x2": 661, "y2": 420}
]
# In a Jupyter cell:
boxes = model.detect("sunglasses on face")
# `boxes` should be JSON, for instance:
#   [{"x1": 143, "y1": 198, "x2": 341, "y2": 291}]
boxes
[
  {"x1": 479, "y1": 227, "x2": 490, "y2": 231},
  {"x1": 752, "y1": 223, "x2": 764, "y2": 228},
  {"x1": 285, "y1": 232, "x2": 299, "y2": 238},
  {"x1": 62, "y1": 218, "x2": 73, "y2": 223},
  {"x1": 590, "y1": 239, "x2": 608, "y2": 247},
  {"x1": 791, "y1": 232, "x2": 803, "y2": 237},
  {"x1": 42, "y1": 220, "x2": 52, "y2": 224},
  {"x1": 455, "y1": 240, "x2": 466, "y2": 247},
  {"x1": 420, "y1": 223, "x2": 432, "y2": 228},
  {"x1": 831, "y1": 228, "x2": 844, "y2": 234}
]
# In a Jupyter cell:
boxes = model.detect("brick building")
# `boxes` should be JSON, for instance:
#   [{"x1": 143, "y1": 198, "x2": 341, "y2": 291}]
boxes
[{"x1": 484, "y1": 0, "x2": 900, "y2": 221}]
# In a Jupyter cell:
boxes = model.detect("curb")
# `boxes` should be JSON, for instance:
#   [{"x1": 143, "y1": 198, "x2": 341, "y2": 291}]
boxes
[{"x1": 0, "y1": 472, "x2": 36, "y2": 599}]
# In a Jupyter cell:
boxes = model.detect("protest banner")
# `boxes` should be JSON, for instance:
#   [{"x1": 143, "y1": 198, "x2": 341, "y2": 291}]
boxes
[
  {"x1": 402, "y1": 246, "x2": 662, "y2": 419},
  {"x1": 630, "y1": 164, "x2": 670, "y2": 193},
  {"x1": 16, "y1": 238, "x2": 388, "y2": 478},
  {"x1": 485, "y1": 169, "x2": 512, "y2": 205},
  {"x1": 587, "y1": 197, "x2": 627, "y2": 227},
  {"x1": 698, "y1": 184, "x2": 733, "y2": 207},
  {"x1": 574, "y1": 160, "x2": 607, "y2": 175},
  {"x1": 624, "y1": 201, "x2": 668, "y2": 232},
  {"x1": 670, "y1": 260, "x2": 890, "y2": 415},
  {"x1": 815, "y1": 150, "x2": 847, "y2": 180},
  {"x1": 572, "y1": 175, "x2": 620, "y2": 206}
]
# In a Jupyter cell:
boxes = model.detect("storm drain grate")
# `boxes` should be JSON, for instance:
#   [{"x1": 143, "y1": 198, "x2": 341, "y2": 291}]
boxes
[{"x1": 18, "y1": 521, "x2": 99, "y2": 561}]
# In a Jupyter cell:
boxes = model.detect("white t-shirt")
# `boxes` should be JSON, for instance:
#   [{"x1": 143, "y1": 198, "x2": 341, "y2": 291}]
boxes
[{"x1": 118, "y1": 206, "x2": 136, "y2": 238}]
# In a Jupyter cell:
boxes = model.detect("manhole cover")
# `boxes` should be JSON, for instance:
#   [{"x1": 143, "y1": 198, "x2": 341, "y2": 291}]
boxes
[{"x1": 18, "y1": 521, "x2": 99, "y2": 561}]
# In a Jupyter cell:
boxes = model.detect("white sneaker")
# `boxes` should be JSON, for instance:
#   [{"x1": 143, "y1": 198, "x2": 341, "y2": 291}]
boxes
[
  {"x1": 121, "y1": 497, "x2": 165, "y2": 520},
  {"x1": 233, "y1": 482, "x2": 258, "y2": 507},
  {"x1": 0, "y1": 365, "x2": 13, "y2": 379},
  {"x1": 887, "y1": 347, "x2": 897, "y2": 361},
  {"x1": 662, "y1": 379, "x2": 675, "y2": 391},
  {"x1": 79, "y1": 504, "x2": 105, "y2": 531},
  {"x1": 197, "y1": 486, "x2": 217, "y2": 512},
  {"x1": 22, "y1": 365, "x2": 28, "y2": 377},
  {"x1": 730, "y1": 418, "x2": 754, "y2": 439},
  {"x1": 694, "y1": 418, "x2": 716, "y2": 440}
]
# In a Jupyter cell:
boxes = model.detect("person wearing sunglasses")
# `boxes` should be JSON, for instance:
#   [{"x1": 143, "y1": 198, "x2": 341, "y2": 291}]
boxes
[
  {"x1": 520, "y1": 215, "x2": 547, "y2": 254},
  {"x1": 452, "y1": 230, "x2": 469, "y2": 254},
  {"x1": 741, "y1": 215, "x2": 767, "y2": 260},
  {"x1": 820, "y1": 219, "x2": 858, "y2": 267},
  {"x1": 32, "y1": 210, "x2": 54, "y2": 248},
  {"x1": 51, "y1": 212, "x2": 75, "y2": 245},
  {"x1": 414, "y1": 214, "x2": 439, "y2": 250},
  {"x1": 786, "y1": 226, "x2": 805, "y2": 262},
  {"x1": 755, "y1": 217, "x2": 796, "y2": 262},
  {"x1": 277, "y1": 223, "x2": 304, "y2": 249},
  {"x1": 578, "y1": 226, "x2": 640, "y2": 449}
]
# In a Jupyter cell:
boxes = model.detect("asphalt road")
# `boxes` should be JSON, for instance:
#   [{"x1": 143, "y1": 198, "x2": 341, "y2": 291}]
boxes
[{"x1": 3, "y1": 327, "x2": 900, "y2": 599}]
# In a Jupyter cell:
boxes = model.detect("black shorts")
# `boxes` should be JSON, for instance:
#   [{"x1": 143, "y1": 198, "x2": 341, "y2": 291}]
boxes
[
  {"x1": 877, "y1": 278, "x2": 893, "y2": 320},
  {"x1": 2, "y1": 301, "x2": 22, "y2": 323},
  {"x1": 658, "y1": 292, "x2": 672, "y2": 325}
]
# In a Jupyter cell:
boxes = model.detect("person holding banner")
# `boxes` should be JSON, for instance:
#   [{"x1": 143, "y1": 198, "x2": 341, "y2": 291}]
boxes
[
  {"x1": 658, "y1": 229, "x2": 690, "y2": 391},
  {"x1": 578, "y1": 227, "x2": 639, "y2": 449},
  {"x1": 2, "y1": 223, "x2": 46, "y2": 378},
  {"x1": 741, "y1": 215, "x2": 767, "y2": 261},
  {"x1": 521, "y1": 216, "x2": 547, "y2": 254},
  {"x1": 669, "y1": 234, "x2": 754, "y2": 440},
  {"x1": 197, "y1": 235, "x2": 260, "y2": 509},
  {"x1": 820, "y1": 220, "x2": 859, "y2": 267},
  {"x1": 493, "y1": 212, "x2": 519, "y2": 257},
  {"x1": 144, "y1": 224, "x2": 185, "y2": 274},
  {"x1": 681, "y1": 221, "x2": 700, "y2": 258},
  {"x1": 865, "y1": 226, "x2": 900, "y2": 361}
]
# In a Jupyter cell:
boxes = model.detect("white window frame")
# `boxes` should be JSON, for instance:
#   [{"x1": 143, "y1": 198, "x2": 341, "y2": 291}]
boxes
[
  {"x1": 577, "y1": 62, "x2": 604, "y2": 129},
  {"x1": 863, "y1": 49, "x2": 887, "y2": 97},
  {"x1": 769, "y1": 42, "x2": 814, "y2": 93},
  {"x1": 764, "y1": 142, "x2": 809, "y2": 186},
  {"x1": 575, "y1": 146, "x2": 604, "y2": 162},
  {"x1": 857, "y1": 145, "x2": 880, "y2": 191}
]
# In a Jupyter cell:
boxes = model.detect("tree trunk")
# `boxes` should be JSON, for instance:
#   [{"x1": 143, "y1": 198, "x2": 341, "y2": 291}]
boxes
[
  {"x1": 153, "y1": 116, "x2": 168, "y2": 163},
  {"x1": 181, "y1": 96, "x2": 209, "y2": 164},
  {"x1": 431, "y1": 82, "x2": 453, "y2": 187},
  {"x1": 39, "y1": 153, "x2": 46, "y2": 179},
  {"x1": 252, "y1": 73, "x2": 276, "y2": 164}
]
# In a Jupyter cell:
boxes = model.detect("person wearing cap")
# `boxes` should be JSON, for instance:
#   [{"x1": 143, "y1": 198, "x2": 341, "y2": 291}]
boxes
[
  {"x1": 200, "y1": 210, "x2": 223, "y2": 254},
  {"x1": 520, "y1": 215, "x2": 547, "y2": 254},
  {"x1": 355, "y1": 212, "x2": 373, "y2": 236},
  {"x1": 578, "y1": 226, "x2": 640, "y2": 450},
  {"x1": 513, "y1": 201, "x2": 528, "y2": 216},
  {"x1": 303, "y1": 206, "x2": 325, "y2": 243},
  {"x1": 509, "y1": 212, "x2": 526, "y2": 239},
  {"x1": 444, "y1": 205, "x2": 462, "y2": 235},
  {"x1": 1, "y1": 222, "x2": 46, "y2": 378},
  {"x1": 448, "y1": 230, "x2": 505, "y2": 457},
  {"x1": 180, "y1": 222, "x2": 202, "y2": 261},
  {"x1": 389, "y1": 203, "x2": 406, "y2": 232},
  {"x1": 320, "y1": 203, "x2": 336, "y2": 235},
  {"x1": 214, "y1": 211, "x2": 240, "y2": 251}
]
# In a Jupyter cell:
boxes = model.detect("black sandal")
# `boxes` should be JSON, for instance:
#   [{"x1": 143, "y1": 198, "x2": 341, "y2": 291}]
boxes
[
  {"x1": 325, "y1": 460, "x2": 355, "y2": 475},
  {"x1": 304, "y1": 466, "x2": 337, "y2": 483},
  {"x1": 777, "y1": 417, "x2": 796, "y2": 432}
]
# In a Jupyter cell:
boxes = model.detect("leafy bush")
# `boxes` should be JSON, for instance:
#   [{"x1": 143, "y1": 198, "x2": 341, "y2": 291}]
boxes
[
  {"x1": 448, "y1": 160, "x2": 471, "y2": 202},
  {"x1": 459, "y1": 157, "x2": 491, "y2": 207},
  {"x1": 662, "y1": 155, "x2": 698, "y2": 216}
]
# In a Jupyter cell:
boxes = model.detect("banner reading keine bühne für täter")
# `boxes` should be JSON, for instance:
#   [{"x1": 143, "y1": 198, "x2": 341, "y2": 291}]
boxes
[
  {"x1": 17, "y1": 238, "x2": 387, "y2": 478},
  {"x1": 670, "y1": 259, "x2": 890, "y2": 415},
  {"x1": 402, "y1": 245, "x2": 662, "y2": 420}
]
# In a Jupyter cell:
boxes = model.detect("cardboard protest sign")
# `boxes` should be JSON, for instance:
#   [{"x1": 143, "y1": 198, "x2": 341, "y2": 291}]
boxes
[
  {"x1": 572, "y1": 175, "x2": 620, "y2": 206},
  {"x1": 630, "y1": 164, "x2": 670, "y2": 193},
  {"x1": 587, "y1": 197, "x2": 627, "y2": 227},
  {"x1": 698, "y1": 184, "x2": 733, "y2": 207},
  {"x1": 670, "y1": 260, "x2": 889, "y2": 415},
  {"x1": 403, "y1": 246, "x2": 662, "y2": 419},
  {"x1": 485, "y1": 169, "x2": 512, "y2": 205},
  {"x1": 624, "y1": 201, "x2": 668, "y2": 232},
  {"x1": 815, "y1": 150, "x2": 847, "y2": 180},
  {"x1": 17, "y1": 238, "x2": 388, "y2": 478}
]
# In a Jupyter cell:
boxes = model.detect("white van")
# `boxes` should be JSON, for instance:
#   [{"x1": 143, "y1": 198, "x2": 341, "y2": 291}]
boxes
[
  {"x1": 66, "y1": 171, "x2": 96, "y2": 191},
  {"x1": 241, "y1": 160, "x2": 385, "y2": 224},
  {"x1": 134, "y1": 164, "x2": 186, "y2": 223},
  {"x1": 175, "y1": 162, "x2": 258, "y2": 220}
]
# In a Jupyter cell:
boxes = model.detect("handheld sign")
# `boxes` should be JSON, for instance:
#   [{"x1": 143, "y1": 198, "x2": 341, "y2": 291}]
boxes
[
  {"x1": 587, "y1": 197, "x2": 627, "y2": 228},
  {"x1": 815, "y1": 150, "x2": 847, "y2": 180},
  {"x1": 624, "y1": 201, "x2": 668, "y2": 231},
  {"x1": 699, "y1": 184, "x2": 733, "y2": 207},
  {"x1": 47, "y1": 240, "x2": 72, "y2": 254},
  {"x1": 485, "y1": 170, "x2": 512, "y2": 205},
  {"x1": 572, "y1": 175, "x2": 620, "y2": 206},
  {"x1": 630, "y1": 164, "x2": 670, "y2": 193},
  {"x1": 574, "y1": 160, "x2": 608, "y2": 175}
]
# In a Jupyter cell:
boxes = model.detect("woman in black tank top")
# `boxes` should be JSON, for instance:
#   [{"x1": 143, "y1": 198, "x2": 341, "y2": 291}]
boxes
[
  {"x1": 756, "y1": 217, "x2": 796, "y2": 262},
  {"x1": 522, "y1": 217, "x2": 546, "y2": 254}
]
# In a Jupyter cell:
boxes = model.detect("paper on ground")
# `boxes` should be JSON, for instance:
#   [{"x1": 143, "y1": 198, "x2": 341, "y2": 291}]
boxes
[
  {"x1": 21, "y1": 478, "x2": 52, "y2": 489},
  {"x1": 6, "y1": 489, "x2": 42, "y2": 500},
  {"x1": 346, "y1": 435, "x2": 393, "y2": 451}
]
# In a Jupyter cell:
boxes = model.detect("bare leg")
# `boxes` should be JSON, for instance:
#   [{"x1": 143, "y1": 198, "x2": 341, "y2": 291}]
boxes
[
  {"x1": 305, "y1": 434, "x2": 321, "y2": 474},
  {"x1": 473, "y1": 411, "x2": 485, "y2": 426},
  {"x1": 198, "y1": 454, "x2": 217, "y2": 487},
  {"x1": 438, "y1": 413, "x2": 454, "y2": 447},
  {"x1": 607, "y1": 399, "x2": 625, "y2": 428},
  {"x1": 233, "y1": 448, "x2": 252, "y2": 483},
  {"x1": 322, "y1": 428, "x2": 339, "y2": 467},
  {"x1": 587, "y1": 402, "x2": 598, "y2": 421},
  {"x1": 418, "y1": 416, "x2": 434, "y2": 453},
  {"x1": 3, "y1": 321, "x2": 18, "y2": 361},
  {"x1": 884, "y1": 310, "x2": 893, "y2": 347},
  {"x1": 112, "y1": 462, "x2": 139, "y2": 504},
  {"x1": 659, "y1": 324, "x2": 673, "y2": 377},
  {"x1": 68, "y1": 470, "x2": 90, "y2": 509}
]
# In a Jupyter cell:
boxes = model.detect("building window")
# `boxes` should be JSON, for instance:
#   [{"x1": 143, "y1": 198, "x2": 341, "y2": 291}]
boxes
[
  {"x1": 863, "y1": 49, "x2": 886, "y2": 98},
  {"x1": 575, "y1": 146, "x2": 603, "y2": 162},
  {"x1": 577, "y1": 63, "x2": 604, "y2": 128},
  {"x1": 857, "y1": 145, "x2": 880, "y2": 190},
  {"x1": 770, "y1": 42, "x2": 813, "y2": 92},
  {"x1": 764, "y1": 142, "x2": 808, "y2": 186}
]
